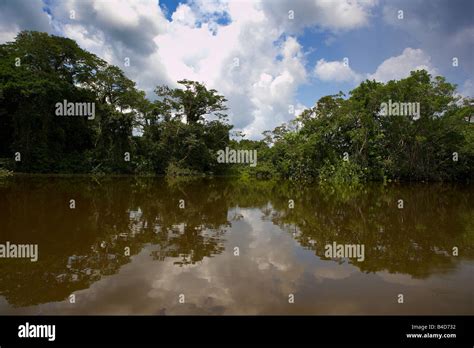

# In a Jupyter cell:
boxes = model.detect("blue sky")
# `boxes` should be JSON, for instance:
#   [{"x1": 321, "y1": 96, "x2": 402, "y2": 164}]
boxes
[{"x1": 0, "y1": 0, "x2": 472, "y2": 138}]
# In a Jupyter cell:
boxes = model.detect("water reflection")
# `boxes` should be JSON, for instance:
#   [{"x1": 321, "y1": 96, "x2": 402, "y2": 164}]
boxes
[{"x1": 0, "y1": 176, "x2": 472, "y2": 314}]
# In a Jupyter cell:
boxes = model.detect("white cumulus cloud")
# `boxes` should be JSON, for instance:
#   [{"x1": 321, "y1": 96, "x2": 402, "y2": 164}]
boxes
[
  {"x1": 368, "y1": 48, "x2": 438, "y2": 82},
  {"x1": 0, "y1": 0, "x2": 381, "y2": 139},
  {"x1": 314, "y1": 59, "x2": 362, "y2": 83},
  {"x1": 261, "y1": 0, "x2": 378, "y2": 33}
]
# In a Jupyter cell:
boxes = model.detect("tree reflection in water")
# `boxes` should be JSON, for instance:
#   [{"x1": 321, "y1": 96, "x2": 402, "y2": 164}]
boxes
[{"x1": 0, "y1": 176, "x2": 472, "y2": 308}]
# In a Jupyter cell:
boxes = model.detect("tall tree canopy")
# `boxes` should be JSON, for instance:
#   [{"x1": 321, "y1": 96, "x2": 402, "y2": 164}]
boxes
[
  {"x1": 0, "y1": 31, "x2": 106, "y2": 172},
  {"x1": 154, "y1": 80, "x2": 228, "y2": 124}
]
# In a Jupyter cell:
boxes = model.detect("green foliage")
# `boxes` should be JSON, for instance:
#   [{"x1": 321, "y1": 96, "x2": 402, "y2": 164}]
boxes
[
  {"x1": 263, "y1": 70, "x2": 473, "y2": 182},
  {"x1": 165, "y1": 162, "x2": 203, "y2": 177},
  {"x1": 141, "y1": 81, "x2": 232, "y2": 175},
  {"x1": 0, "y1": 32, "x2": 472, "y2": 182},
  {"x1": 0, "y1": 31, "x2": 144, "y2": 174},
  {"x1": 319, "y1": 160, "x2": 364, "y2": 185}
]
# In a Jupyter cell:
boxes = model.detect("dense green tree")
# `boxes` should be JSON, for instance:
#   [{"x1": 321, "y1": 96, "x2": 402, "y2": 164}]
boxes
[
  {"x1": 154, "y1": 79, "x2": 227, "y2": 124},
  {"x1": 139, "y1": 80, "x2": 232, "y2": 175},
  {"x1": 262, "y1": 70, "x2": 473, "y2": 182},
  {"x1": 0, "y1": 31, "x2": 148, "y2": 174},
  {"x1": 0, "y1": 31, "x2": 105, "y2": 172}
]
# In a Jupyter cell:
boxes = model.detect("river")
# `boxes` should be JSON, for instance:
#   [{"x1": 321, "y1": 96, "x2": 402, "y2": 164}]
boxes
[{"x1": 0, "y1": 175, "x2": 472, "y2": 314}]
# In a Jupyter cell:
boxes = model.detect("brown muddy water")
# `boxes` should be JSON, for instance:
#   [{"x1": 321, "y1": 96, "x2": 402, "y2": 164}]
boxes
[{"x1": 0, "y1": 175, "x2": 472, "y2": 315}]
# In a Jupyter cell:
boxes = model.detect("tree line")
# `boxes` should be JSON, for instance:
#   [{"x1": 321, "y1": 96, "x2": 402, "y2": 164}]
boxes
[{"x1": 0, "y1": 31, "x2": 472, "y2": 182}]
